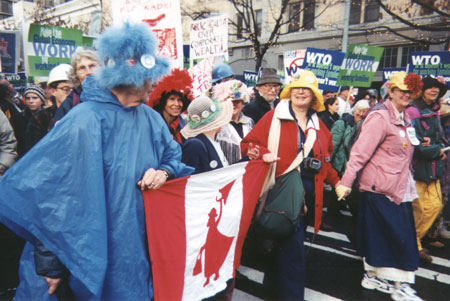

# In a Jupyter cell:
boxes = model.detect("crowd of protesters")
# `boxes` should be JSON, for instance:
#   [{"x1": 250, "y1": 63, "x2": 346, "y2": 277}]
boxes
[{"x1": 0, "y1": 21, "x2": 449, "y2": 301}]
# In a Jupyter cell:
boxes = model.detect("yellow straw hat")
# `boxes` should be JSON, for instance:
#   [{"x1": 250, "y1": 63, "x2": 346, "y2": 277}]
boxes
[
  {"x1": 280, "y1": 70, "x2": 325, "y2": 112},
  {"x1": 389, "y1": 71, "x2": 409, "y2": 91}
]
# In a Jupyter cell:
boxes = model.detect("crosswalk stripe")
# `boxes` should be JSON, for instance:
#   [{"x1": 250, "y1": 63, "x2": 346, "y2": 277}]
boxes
[
  {"x1": 305, "y1": 241, "x2": 450, "y2": 285},
  {"x1": 305, "y1": 288, "x2": 343, "y2": 301},
  {"x1": 306, "y1": 226, "x2": 350, "y2": 242}
]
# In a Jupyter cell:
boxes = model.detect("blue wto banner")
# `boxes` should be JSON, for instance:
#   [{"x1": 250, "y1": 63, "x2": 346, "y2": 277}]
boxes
[
  {"x1": 382, "y1": 67, "x2": 407, "y2": 82},
  {"x1": 408, "y1": 51, "x2": 450, "y2": 86},
  {"x1": 302, "y1": 47, "x2": 345, "y2": 92},
  {"x1": 0, "y1": 31, "x2": 18, "y2": 74},
  {"x1": 243, "y1": 70, "x2": 258, "y2": 87}
]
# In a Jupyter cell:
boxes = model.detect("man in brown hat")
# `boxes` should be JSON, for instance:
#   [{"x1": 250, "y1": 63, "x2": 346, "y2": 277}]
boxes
[{"x1": 242, "y1": 68, "x2": 282, "y2": 124}]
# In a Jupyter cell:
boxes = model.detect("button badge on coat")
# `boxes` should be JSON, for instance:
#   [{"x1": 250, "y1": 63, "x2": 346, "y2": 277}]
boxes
[
  {"x1": 210, "y1": 160, "x2": 218, "y2": 169},
  {"x1": 406, "y1": 127, "x2": 420, "y2": 146}
]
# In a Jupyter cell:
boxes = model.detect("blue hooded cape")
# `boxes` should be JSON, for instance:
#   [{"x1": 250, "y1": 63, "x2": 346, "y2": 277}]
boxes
[{"x1": 0, "y1": 76, "x2": 193, "y2": 300}]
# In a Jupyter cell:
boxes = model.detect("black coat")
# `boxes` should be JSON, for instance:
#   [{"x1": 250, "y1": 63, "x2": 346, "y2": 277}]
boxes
[
  {"x1": 181, "y1": 134, "x2": 224, "y2": 175},
  {"x1": 318, "y1": 110, "x2": 339, "y2": 131},
  {"x1": 242, "y1": 92, "x2": 279, "y2": 124}
]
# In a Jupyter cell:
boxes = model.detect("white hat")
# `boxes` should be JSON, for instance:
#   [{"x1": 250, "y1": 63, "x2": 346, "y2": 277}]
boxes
[{"x1": 48, "y1": 64, "x2": 72, "y2": 85}]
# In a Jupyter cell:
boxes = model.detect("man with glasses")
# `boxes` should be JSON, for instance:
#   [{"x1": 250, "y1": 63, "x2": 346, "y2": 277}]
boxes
[
  {"x1": 47, "y1": 64, "x2": 73, "y2": 117},
  {"x1": 242, "y1": 68, "x2": 282, "y2": 124}
]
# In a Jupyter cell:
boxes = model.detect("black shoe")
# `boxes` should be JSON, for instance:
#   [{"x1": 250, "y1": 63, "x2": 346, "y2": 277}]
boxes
[{"x1": 320, "y1": 222, "x2": 334, "y2": 232}]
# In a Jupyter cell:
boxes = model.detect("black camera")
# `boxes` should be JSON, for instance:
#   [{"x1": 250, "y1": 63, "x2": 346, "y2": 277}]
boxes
[{"x1": 301, "y1": 157, "x2": 322, "y2": 173}]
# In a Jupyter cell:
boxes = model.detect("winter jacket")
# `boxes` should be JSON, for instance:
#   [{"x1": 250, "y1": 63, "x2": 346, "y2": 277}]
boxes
[
  {"x1": 341, "y1": 101, "x2": 415, "y2": 204},
  {"x1": 406, "y1": 99, "x2": 444, "y2": 183},
  {"x1": 330, "y1": 114, "x2": 356, "y2": 176},
  {"x1": 318, "y1": 110, "x2": 339, "y2": 131},
  {"x1": 182, "y1": 133, "x2": 226, "y2": 174},
  {"x1": 0, "y1": 109, "x2": 17, "y2": 174},
  {"x1": 242, "y1": 91, "x2": 279, "y2": 124},
  {"x1": 23, "y1": 108, "x2": 51, "y2": 154},
  {"x1": 241, "y1": 100, "x2": 339, "y2": 232}
]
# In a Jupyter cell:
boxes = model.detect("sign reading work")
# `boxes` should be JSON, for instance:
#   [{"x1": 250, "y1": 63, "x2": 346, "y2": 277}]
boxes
[
  {"x1": 283, "y1": 49, "x2": 306, "y2": 84},
  {"x1": 408, "y1": 51, "x2": 450, "y2": 86},
  {"x1": 302, "y1": 48, "x2": 345, "y2": 92},
  {"x1": 337, "y1": 44, "x2": 384, "y2": 87},
  {"x1": 24, "y1": 24, "x2": 94, "y2": 77},
  {"x1": 190, "y1": 15, "x2": 228, "y2": 60}
]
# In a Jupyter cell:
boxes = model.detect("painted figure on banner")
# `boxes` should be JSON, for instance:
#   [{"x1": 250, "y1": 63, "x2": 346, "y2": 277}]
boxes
[{"x1": 193, "y1": 180, "x2": 235, "y2": 287}]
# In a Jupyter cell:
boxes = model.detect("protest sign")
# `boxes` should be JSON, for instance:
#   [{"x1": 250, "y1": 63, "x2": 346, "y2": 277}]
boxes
[
  {"x1": 337, "y1": 44, "x2": 384, "y2": 88},
  {"x1": 23, "y1": 24, "x2": 94, "y2": 78},
  {"x1": 302, "y1": 48, "x2": 345, "y2": 92},
  {"x1": 190, "y1": 15, "x2": 228, "y2": 60},
  {"x1": 111, "y1": 0, "x2": 184, "y2": 69},
  {"x1": 243, "y1": 70, "x2": 258, "y2": 87},
  {"x1": 192, "y1": 57, "x2": 214, "y2": 97},
  {"x1": 284, "y1": 49, "x2": 306, "y2": 84},
  {"x1": 0, "y1": 30, "x2": 19, "y2": 74},
  {"x1": 408, "y1": 51, "x2": 450, "y2": 86},
  {"x1": 382, "y1": 67, "x2": 407, "y2": 82},
  {"x1": 1, "y1": 72, "x2": 27, "y2": 93}
]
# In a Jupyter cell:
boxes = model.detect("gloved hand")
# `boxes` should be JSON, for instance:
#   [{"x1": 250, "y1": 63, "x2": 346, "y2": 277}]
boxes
[{"x1": 336, "y1": 184, "x2": 351, "y2": 201}]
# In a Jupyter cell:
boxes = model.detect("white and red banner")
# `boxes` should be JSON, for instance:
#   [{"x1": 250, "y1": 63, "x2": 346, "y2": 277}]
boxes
[
  {"x1": 143, "y1": 161, "x2": 269, "y2": 300},
  {"x1": 111, "y1": 0, "x2": 184, "y2": 69}
]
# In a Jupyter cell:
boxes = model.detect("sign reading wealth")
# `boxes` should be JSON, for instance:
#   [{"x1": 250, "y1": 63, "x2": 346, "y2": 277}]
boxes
[
  {"x1": 23, "y1": 24, "x2": 94, "y2": 77},
  {"x1": 302, "y1": 48, "x2": 345, "y2": 92},
  {"x1": 111, "y1": 0, "x2": 184, "y2": 69},
  {"x1": 0, "y1": 30, "x2": 19, "y2": 74},
  {"x1": 408, "y1": 51, "x2": 450, "y2": 86},
  {"x1": 284, "y1": 49, "x2": 306, "y2": 84},
  {"x1": 337, "y1": 44, "x2": 384, "y2": 88},
  {"x1": 190, "y1": 15, "x2": 228, "y2": 60}
]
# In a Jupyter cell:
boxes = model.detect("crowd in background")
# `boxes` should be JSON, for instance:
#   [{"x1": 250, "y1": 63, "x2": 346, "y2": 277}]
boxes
[{"x1": 0, "y1": 24, "x2": 449, "y2": 301}]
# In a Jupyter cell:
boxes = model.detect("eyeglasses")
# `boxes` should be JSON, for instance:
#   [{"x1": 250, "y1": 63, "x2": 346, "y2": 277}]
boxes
[
  {"x1": 393, "y1": 88, "x2": 413, "y2": 95},
  {"x1": 263, "y1": 84, "x2": 281, "y2": 90},
  {"x1": 57, "y1": 86, "x2": 73, "y2": 93}
]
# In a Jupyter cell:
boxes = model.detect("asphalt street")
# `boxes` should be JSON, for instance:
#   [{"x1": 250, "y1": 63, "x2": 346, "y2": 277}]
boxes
[{"x1": 234, "y1": 209, "x2": 450, "y2": 301}]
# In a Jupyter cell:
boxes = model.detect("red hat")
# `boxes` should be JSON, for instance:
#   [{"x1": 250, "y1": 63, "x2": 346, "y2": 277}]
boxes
[{"x1": 148, "y1": 68, "x2": 194, "y2": 109}]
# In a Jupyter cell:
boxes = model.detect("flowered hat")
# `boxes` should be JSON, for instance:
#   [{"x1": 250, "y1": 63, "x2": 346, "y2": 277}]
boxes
[
  {"x1": 181, "y1": 96, "x2": 232, "y2": 139},
  {"x1": 389, "y1": 72, "x2": 423, "y2": 98},
  {"x1": 280, "y1": 70, "x2": 325, "y2": 112},
  {"x1": 95, "y1": 22, "x2": 169, "y2": 90},
  {"x1": 148, "y1": 68, "x2": 194, "y2": 111},
  {"x1": 212, "y1": 79, "x2": 249, "y2": 103}
]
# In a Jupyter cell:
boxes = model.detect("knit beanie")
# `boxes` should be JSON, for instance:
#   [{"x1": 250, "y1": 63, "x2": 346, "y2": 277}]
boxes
[{"x1": 24, "y1": 85, "x2": 46, "y2": 103}]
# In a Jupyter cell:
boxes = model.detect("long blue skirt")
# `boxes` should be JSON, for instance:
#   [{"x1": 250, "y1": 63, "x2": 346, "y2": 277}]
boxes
[{"x1": 357, "y1": 191, "x2": 419, "y2": 271}]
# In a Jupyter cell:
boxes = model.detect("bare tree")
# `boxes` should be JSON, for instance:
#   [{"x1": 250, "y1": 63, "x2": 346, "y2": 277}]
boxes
[
  {"x1": 183, "y1": 0, "x2": 331, "y2": 71},
  {"x1": 369, "y1": 0, "x2": 450, "y2": 45}
]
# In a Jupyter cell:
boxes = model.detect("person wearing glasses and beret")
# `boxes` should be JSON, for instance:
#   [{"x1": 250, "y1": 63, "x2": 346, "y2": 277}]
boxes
[{"x1": 242, "y1": 68, "x2": 282, "y2": 124}]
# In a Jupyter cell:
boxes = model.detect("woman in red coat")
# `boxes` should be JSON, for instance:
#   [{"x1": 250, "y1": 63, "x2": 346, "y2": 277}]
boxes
[{"x1": 241, "y1": 70, "x2": 339, "y2": 300}]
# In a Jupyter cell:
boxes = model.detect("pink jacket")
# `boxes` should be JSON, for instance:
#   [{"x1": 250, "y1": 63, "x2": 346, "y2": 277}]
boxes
[{"x1": 341, "y1": 101, "x2": 415, "y2": 204}]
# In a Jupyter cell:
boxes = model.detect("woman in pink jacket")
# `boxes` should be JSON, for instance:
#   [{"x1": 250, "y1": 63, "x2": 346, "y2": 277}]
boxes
[{"x1": 336, "y1": 72, "x2": 423, "y2": 301}]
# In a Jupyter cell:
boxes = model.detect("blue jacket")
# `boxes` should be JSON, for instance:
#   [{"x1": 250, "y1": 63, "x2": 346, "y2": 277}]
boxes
[
  {"x1": 182, "y1": 134, "x2": 224, "y2": 174},
  {"x1": 0, "y1": 76, "x2": 193, "y2": 300}
]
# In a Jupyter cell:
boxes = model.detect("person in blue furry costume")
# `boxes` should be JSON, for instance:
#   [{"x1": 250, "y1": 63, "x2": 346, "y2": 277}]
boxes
[{"x1": 0, "y1": 22, "x2": 193, "y2": 300}]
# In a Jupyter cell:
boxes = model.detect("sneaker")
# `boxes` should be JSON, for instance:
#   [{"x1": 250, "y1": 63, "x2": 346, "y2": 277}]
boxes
[
  {"x1": 361, "y1": 273, "x2": 393, "y2": 294},
  {"x1": 391, "y1": 283, "x2": 423, "y2": 301},
  {"x1": 439, "y1": 223, "x2": 450, "y2": 239}
]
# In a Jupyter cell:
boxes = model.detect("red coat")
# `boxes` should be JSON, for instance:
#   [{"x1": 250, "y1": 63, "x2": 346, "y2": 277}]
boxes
[{"x1": 241, "y1": 103, "x2": 339, "y2": 233}]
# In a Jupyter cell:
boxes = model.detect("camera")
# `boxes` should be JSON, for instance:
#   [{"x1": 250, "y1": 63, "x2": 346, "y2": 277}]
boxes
[{"x1": 301, "y1": 157, "x2": 322, "y2": 173}]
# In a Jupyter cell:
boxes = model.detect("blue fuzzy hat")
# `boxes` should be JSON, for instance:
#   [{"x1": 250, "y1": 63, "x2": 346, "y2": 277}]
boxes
[{"x1": 95, "y1": 22, "x2": 170, "y2": 90}]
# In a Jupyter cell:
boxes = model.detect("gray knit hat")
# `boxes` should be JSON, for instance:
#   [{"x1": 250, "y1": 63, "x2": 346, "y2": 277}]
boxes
[{"x1": 24, "y1": 85, "x2": 46, "y2": 103}]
